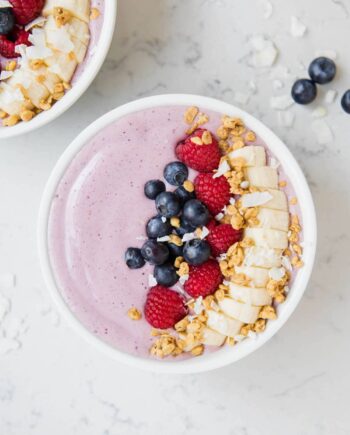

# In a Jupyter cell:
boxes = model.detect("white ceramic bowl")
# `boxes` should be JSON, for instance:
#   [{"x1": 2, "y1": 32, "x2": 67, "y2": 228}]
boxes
[
  {"x1": 0, "y1": 1, "x2": 117, "y2": 139},
  {"x1": 38, "y1": 94, "x2": 317, "y2": 374}
]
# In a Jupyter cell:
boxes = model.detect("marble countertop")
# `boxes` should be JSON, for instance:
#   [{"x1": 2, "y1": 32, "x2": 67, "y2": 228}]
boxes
[{"x1": 0, "y1": 0, "x2": 349, "y2": 434}]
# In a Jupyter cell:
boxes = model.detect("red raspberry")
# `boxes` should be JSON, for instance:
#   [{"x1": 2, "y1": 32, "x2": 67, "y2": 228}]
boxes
[
  {"x1": 175, "y1": 129, "x2": 221, "y2": 172},
  {"x1": 144, "y1": 285, "x2": 188, "y2": 329},
  {"x1": 184, "y1": 260, "x2": 223, "y2": 298},
  {"x1": 194, "y1": 173, "x2": 231, "y2": 216},
  {"x1": 207, "y1": 224, "x2": 243, "y2": 257},
  {"x1": 0, "y1": 28, "x2": 31, "y2": 58},
  {"x1": 10, "y1": 0, "x2": 45, "y2": 26}
]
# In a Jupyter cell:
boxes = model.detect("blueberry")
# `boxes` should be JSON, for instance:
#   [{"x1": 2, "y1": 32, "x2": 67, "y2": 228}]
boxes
[
  {"x1": 154, "y1": 263, "x2": 179, "y2": 287},
  {"x1": 163, "y1": 161, "x2": 188, "y2": 186},
  {"x1": 308, "y1": 57, "x2": 336, "y2": 85},
  {"x1": 146, "y1": 216, "x2": 172, "y2": 239},
  {"x1": 291, "y1": 79, "x2": 317, "y2": 105},
  {"x1": 141, "y1": 240, "x2": 169, "y2": 265},
  {"x1": 174, "y1": 185, "x2": 195, "y2": 205},
  {"x1": 0, "y1": 8, "x2": 15, "y2": 35},
  {"x1": 155, "y1": 191, "x2": 181, "y2": 218},
  {"x1": 182, "y1": 199, "x2": 210, "y2": 227},
  {"x1": 125, "y1": 247, "x2": 145, "y2": 269},
  {"x1": 167, "y1": 242, "x2": 184, "y2": 259},
  {"x1": 144, "y1": 179, "x2": 165, "y2": 200},
  {"x1": 183, "y1": 239, "x2": 211, "y2": 266},
  {"x1": 341, "y1": 90, "x2": 350, "y2": 114},
  {"x1": 175, "y1": 217, "x2": 197, "y2": 237}
]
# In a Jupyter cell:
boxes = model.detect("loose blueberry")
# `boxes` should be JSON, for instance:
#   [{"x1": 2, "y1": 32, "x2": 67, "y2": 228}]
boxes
[
  {"x1": 154, "y1": 263, "x2": 179, "y2": 287},
  {"x1": 183, "y1": 239, "x2": 211, "y2": 266},
  {"x1": 341, "y1": 90, "x2": 350, "y2": 114},
  {"x1": 141, "y1": 240, "x2": 169, "y2": 265},
  {"x1": 0, "y1": 8, "x2": 15, "y2": 35},
  {"x1": 182, "y1": 199, "x2": 210, "y2": 227},
  {"x1": 174, "y1": 185, "x2": 195, "y2": 205},
  {"x1": 291, "y1": 79, "x2": 317, "y2": 105},
  {"x1": 167, "y1": 242, "x2": 184, "y2": 259},
  {"x1": 308, "y1": 57, "x2": 336, "y2": 85},
  {"x1": 144, "y1": 179, "x2": 165, "y2": 200},
  {"x1": 175, "y1": 217, "x2": 197, "y2": 237},
  {"x1": 125, "y1": 247, "x2": 145, "y2": 269},
  {"x1": 155, "y1": 191, "x2": 181, "y2": 218},
  {"x1": 163, "y1": 161, "x2": 189, "y2": 186},
  {"x1": 146, "y1": 216, "x2": 172, "y2": 239}
]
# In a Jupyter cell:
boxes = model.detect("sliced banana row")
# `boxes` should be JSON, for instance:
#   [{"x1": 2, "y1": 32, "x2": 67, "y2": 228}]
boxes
[{"x1": 0, "y1": 0, "x2": 91, "y2": 123}]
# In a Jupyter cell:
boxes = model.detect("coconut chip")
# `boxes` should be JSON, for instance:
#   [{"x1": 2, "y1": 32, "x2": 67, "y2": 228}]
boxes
[
  {"x1": 290, "y1": 16, "x2": 307, "y2": 38},
  {"x1": 277, "y1": 111, "x2": 295, "y2": 128},
  {"x1": 241, "y1": 191, "x2": 273, "y2": 208},
  {"x1": 324, "y1": 90, "x2": 337, "y2": 104},
  {"x1": 269, "y1": 267, "x2": 286, "y2": 281},
  {"x1": 270, "y1": 95, "x2": 294, "y2": 110},
  {"x1": 213, "y1": 159, "x2": 231, "y2": 178},
  {"x1": 311, "y1": 119, "x2": 333, "y2": 145},
  {"x1": 148, "y1": 275, "x2": 157, "y2": 287},
  {"x1": 248, "y1": 35, "x2": 278, "y2": 68}
]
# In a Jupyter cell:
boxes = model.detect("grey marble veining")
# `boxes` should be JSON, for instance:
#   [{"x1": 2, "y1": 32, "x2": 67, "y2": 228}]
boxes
[{"x1": 0, "y1": 0, "x2": 350, "y2": 434}]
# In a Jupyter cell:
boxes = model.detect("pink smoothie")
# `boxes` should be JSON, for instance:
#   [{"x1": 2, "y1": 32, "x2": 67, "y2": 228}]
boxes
[{"x1": 48, "y1": 106, "x2": 301, "y2": 359}]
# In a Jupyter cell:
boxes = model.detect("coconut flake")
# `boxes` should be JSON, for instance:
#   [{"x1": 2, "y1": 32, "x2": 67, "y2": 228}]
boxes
[
  {"x1": 0, "y1": 0, "x2": 12, "y2": 7},
  {"x1": 234, "y1": 91, "x2": 250, "y2": 106},
  {"x1": 135, "y1": 235, "x2": 147, "y2": 241},
  {"x1": 0, "y1": 71, "x2": 13, "y2": 81},
  {"x1": 234, "y1": 334, "x2": 245, "y2": 342},
  {"x1": 215, "y1": 212, "x2": 224, "y2": 221},
  {"x1": 193, "y1": 296, "x2": 203, "y2": 315},
  {"x1": 148, "y1": 275, "x2": 157, "y2": 287},
  {"x1": 270, "y1": 95, "x2": 294, "y2": 110},
  {"x1": 157, "y1": 236, "x2": 170, "y2": 242},
  {"x1": 182, "y1": 232, "x2": 196, "y2": 242},
  {"x1": 277, "y1": 111, "x2": 295, "y2": 128},
  {"x1": 284, "y1": 286, "x2": 290, "y2": 293},
  {"x1": 217, "y1": 253, "x2": 228, "y2": 262},
  {"x1": 25, "y1": 16, "x2": 47, "y2": 32},
  {"x1": 290, "y1": 16, "x2": 307, "y2": 38},
  {"x1": 281, "y1": 256, "x2": 292, "y2": 271},
  {"x1": 241, "y1": 191, "x2": 273, "y2": 208},
  {"x1": 269, "y1": 158, "x2": 280, "y2": 169},
  {"x1": 200, "y1": 226, "x2": 210, "y2": 240},
  {"x1": 269, "y1": 267, "x2": 286, "y2": 281},
  {"x1": 240, "y1": 181, "x2": 250, "y2": 189},
  {"x1": 161, "y1": 216, "x2": 167, "y2": 223},
  {"x1": 325, "y1": 90, "x2": 337, "y2": 104},
  {"x1": 179, "y1": 274, "x2": 189, "y2": 285},
  {"x1": 213, "y1": 160, "x2": 230, "y2": 178},
  {"x1": 312, "y1": 107, "x2": 327, "y2": 118},
  {"x1": 229, "y1": 198, "x2": 236, "y2": 205},
  {"x1": 247, "y1": 330, "x2": 258, "y2": 339},
  {"x1": 311, "y1": 120, "x2": 333, "y2": 145},
  {"x1": 249, "y1": 35, "x2": 278, "y2": 68}
]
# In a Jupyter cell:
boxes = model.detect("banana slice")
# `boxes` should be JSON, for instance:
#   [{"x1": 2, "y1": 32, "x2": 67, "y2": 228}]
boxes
[
  {"x1": 43, "y1": 0, "x2": 91, "y2": 23},
  {"x1": 200, "y1": 327, "x2": 226, "y2": 346},
  {"x1": 28, "y1": 66, "x2": 61, "y2": 94},
  {"x1": 245, "y1": 167, "x2": 278, "y2": 189},
  {"x1": 243, "y1": 246, "x2": 283, "y2": 268},
  {"x1": 256, "y1": 208, "x2": 289, "y2": 232},
  {"x1": 218, "y1": 298, "x2": 261, "y2": 324},
  {"x1": 228, "y1": 283, "x2": 272, "y2": 306},
  {"x1": 45, "y1": 50, "x2": 78, "y2": 82},
  {"x1": 262, "y1": 189, "x2": 288, "y2": 211},
  {"x1": 8, "y1": 69, "x2": 50, "y2": 109},
  {"x1": 234, "y1": 266, "x2": 270, "y2": 287},
  {"x1": 45, "y1": 15, "x2": 90, "y2": 46},
  {"x1": 206, "y1": 310, "x2": 243, "y2": 338},
  {"x1": 0, "y1": 83, "x2": 25, "y2": 116},
  {"x1": 244, "y1": 228, "x2": 288, "y2": 250},
  {"x1": 229, "y1": 146, "x2": 266, "y2": 167}
]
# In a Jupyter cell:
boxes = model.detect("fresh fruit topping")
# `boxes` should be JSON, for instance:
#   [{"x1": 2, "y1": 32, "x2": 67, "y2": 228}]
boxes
[
  {"x1": 163, "y1": 161, "x2": 189, "y2": 186},
  {"x1": 0, "y1": 27, "x2": 31, "y2": 58},
  {"x1": 341, "y1": 90, "x2": 350, "y2": 114},
  {"x1": 167, "y1": 242, "x2": 184, "y2": 259},
  {"x1": 146, "y1": 216, "x2": 172, "y2": 239},
  {"x1": 10, "y1": 0, "x2": 45, "y2": 26},
  {"x1": 144, "y1": 179, "x2": 165, "y2": 199},
  {"x1": 207, "y1": 224, "x2": 243, "y2": 257},
  {"x1": 308, "y1": 57, "x2": 336, "y2": 85},
  {"x1": 144, "y1": 285, "x2": 188, "y2": 329},
  {"x1": 175, "y1": 217, "x2": 197, "y2": 237},
  {"x1": 174, "y1": 185, "x2": 195, "y2": 204},
  {"x1": 125, "y1": 247, "x2": 145, "y2": 269},
  {"x1": 182, "y1": 199, "x2": 210, "y2": 227},
  {"x1": 291, "y1": 79, "x2": 317, "y2": 105},
  {"x1": 194, "y1": 173, "x2": 231, "y2": 216},
  {"x1": 183, "y1": 239, "x2": 211, "y2": 266},
  {"x1": 0, "y1": 7, "x2": 15, "y2": 35},
  {"x1": 154, "y1": 263, "x2": 179, "y2": 287},
  {"x1": 141, "y1": 240, "x2": 169, "y2": 265},
  {"x1": 155, "y1": 191, "x2": 181, "y2": 218},
  {"x1": 175, "y1": 128, "x2": 221, "y2": 172},
  {"x1": 184, "y1": 260, "x2": 223, "y2": 298}
]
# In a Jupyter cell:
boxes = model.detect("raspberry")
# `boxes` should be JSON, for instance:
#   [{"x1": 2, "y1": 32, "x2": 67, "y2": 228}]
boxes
[
  {"x1": 194, "y1": 173, "x2": 231, "y2": 216},
  {"x1": 10, "y1": 0, "x2": 45, "y2": 26},
  {"x1": 184, "y1": 260, "x2": 223, "y2": 298},
  {"x1": 0, "y1": 28, "x2": 31, "y2": 58},
  {"x1": 144, "y1": 285, "x2": 188, "y2": 329},
  {"x1": 175, "y1": 128, "x2": 221, "y2": 172},
  {"x1": 207, "y1": 224, "x2": 243, "y2": 257}
]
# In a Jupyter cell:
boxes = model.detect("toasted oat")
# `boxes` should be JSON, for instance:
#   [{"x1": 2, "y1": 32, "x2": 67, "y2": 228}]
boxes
[
  {"x1": 253, "y1": 319, "x2": 266, "y2": 332},
  {"x1": 290, "y1": 196, "x2": 298, "y2": 205},
  {"x1": 215, "y1": 289, "x2": 225, "y2": 301},
  {"x1": 232, "y1": 138, "x2": 245, "y2": 150},
  {"x1": 246, "y1": 131, "x2": 256, "y2": 142},
  {"x1": 127, "y1": 307, "x2": 142, "y2": 320},
  {"x1": 169, "y1": 234, "x2": 183, "y2": 246},
  {"x1": 191, "y1": 136, "x2": 203, "y2": 145},
  {"x1": 184, "y1": 106, "x2": 199, "y2": 124},
  {"x1": 191, "y1": 345, "x2": 204, "y2": 356},
  {"x1": 0, "y1": 110, "x2": 7, "y2": 119},
  {"x1": 5, "y1": 60, "x2": 16, "y2": 71},
  {"x1": 227, "y1": 337, "x2": 235, "y2": 346},
  {"x1": 177, "y1": 261, "x2": 189, "y2": 276},
  {"x1": 217, "y1": 125, "x2": 229, "y2": 140},
  {"x1": 240, "y1": 324, "x2": 254, "y2": 336},
  {"x1": 90, "y1": 7, "x2": 100, "y2": 20},
  {"x1": 218, "y1": 140, "x2": 230, "y2": 153},
  {"x1": 259, "y1": 305, "x2": 277, "y2": 320},
  {"x1": 54, "y1": 7, "x2": 72, "y2": 26},
  {"x1": 170, "y1": 217, "x2": 180, "y2": 228},
  {"x1": 174, "y1": 256, "x2": 184, "y2": 268},
  {"x1": 278, "y1": 180, "x2": 287, "y2": 188},
  {"x1": 20, "y1": 110, "x2": 35, "y2": 122},
  {"x1": 202, "y1": 130, "x2": 212, "y2": 145},
  {"x1": 183, "y1": 180, "x2": 194, "y2": 192},
  {"x1": 196, "y1": 113, "x2": 209, "y2": 126},
  {"x1": 3, "y1": 115, "x2": 19, "y2": 126}
]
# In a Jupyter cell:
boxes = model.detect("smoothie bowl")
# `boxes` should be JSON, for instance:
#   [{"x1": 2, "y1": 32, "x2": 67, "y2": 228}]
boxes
[
  {"x1": 38, "y1": 95, "x2": 317, "y2": 373},
  {"x1": 0, "y1": 0, "x2": 116, "y2": 138}
]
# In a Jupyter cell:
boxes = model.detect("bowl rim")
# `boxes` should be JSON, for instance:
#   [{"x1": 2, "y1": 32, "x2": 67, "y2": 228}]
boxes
[
  {"x1": 0, "y1": 0, "x2": 117, "y2": 139},
  {"x1": 37, "y1": 94, "x2": 317, "y2": 374}
]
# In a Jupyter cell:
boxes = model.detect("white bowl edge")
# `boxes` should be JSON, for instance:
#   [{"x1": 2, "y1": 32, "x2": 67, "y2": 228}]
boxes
[
  {"x1": 37, "y1": 94, "x2": 317, "y2": 374},
  {"x1": 0, "y1": 1, "x2": 117, "y2": 139}
]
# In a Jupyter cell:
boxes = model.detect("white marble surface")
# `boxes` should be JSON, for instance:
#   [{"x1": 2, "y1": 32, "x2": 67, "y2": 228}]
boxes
[{"x1": 0, "y1": 0, "x2": 349, "y2": 433}]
